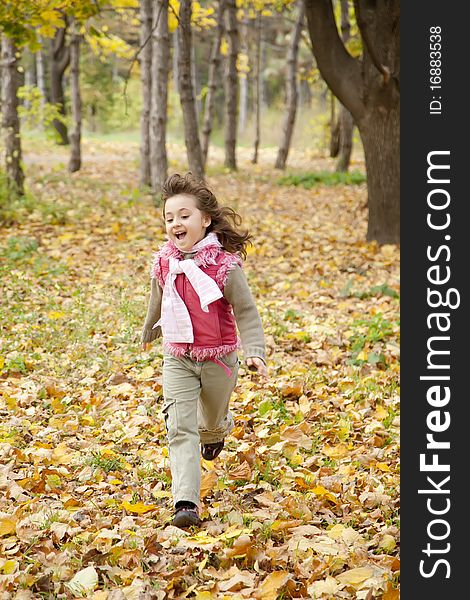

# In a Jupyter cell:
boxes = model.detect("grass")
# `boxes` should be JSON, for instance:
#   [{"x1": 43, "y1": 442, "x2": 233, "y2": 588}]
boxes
[{"x1": 277, "y1": 170, "x2": 367, "y2": 188}]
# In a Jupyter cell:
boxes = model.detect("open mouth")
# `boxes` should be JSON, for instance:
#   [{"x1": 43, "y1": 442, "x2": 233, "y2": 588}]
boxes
[{"x1": 175, "y1": 232, "x2": 187, "y2": 241}]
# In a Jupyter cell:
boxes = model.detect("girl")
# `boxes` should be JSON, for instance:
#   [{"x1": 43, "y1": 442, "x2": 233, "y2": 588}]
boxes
[{"x1": 141, "y1": 173, "x2": 267, "y2": 528}]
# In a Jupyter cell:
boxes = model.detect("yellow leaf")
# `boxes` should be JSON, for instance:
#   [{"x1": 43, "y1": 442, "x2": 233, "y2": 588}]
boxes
[
  {"x1": 48, "y1": 311, "x2": 65, "y2": 320},
  {"x1": 374, "y1": 405, "x2": 389, "y2": 420},
  {"x1": 336, "y1": 566, "x2": 374, "y2": 587},
  {"x1": 1, "y1": 560, "x2": 16, "y2": 574},
  {"x1": 135, "y1": 365, "x2": 154, "y2": 379},
  {"x1": 195, "y1": 592, "x2": 214, "y2": 600},
  {"x1": 310, "y1": 485, "x2": 338, "y2": 503},
  {"x1": 51, "y1": 442, "x2": 77, "y2": 465},
  {"x1": 168, "y1": 0, "x2": 180, "y2": 32},
  {"x1": 0, "y1": 517, "x2": 17, "y2": 536},
  {"x1": 225, "y1": 533, "x2": 252, "y2": 557},
  {"x1": 200, "y1": 470, "x2": 218, "y2": 498},
  {"x1": 376, "y1": 462, "x2": 390, "y2": 471},
  {"x1": 322, "y1": 443, "x2": 349, "y2": 459},
  {"x1": 220, "y1": 38, "x2": 228, "y2": 56},
  {"x1": 379, "y1": 534, "x2": 397, "y2": 552},
  {"x1": 256, "y1": 571, "x2": 291, "y2": 600},
  {"x1": 121, "y1": 500, "x2": 157, "y2": 514},
  {"x1": 356, "y1": 350, "x2": 368, "y2": 361}
]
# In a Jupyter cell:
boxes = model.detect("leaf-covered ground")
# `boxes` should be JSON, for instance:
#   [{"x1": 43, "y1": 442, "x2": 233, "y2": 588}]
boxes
[{"x1": 0, "y1": 140, "x2": 400, "y2": 599}]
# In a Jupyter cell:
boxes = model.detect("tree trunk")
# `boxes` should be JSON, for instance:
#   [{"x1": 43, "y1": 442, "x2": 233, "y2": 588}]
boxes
[
  {"x1": 201, "y1": 0, "x2": 225, "y2": 166},
  {"x1": 23, "y1": 48, "x2": 36, "y2": 111},
  {"x1": 139, "y1": 0, "x2": 153, "y2": 187},
  {"x1": 336, "y1": 107, "x2": 353, "y2": 171},
  {"x1": 150, "y1": 0, "x2": 170, "y2": 192},
  {"x1": 1, "y1": 36, "x2": 24, "y2": 196},
  {"x1": 224, "y1": 0, "x2": 239, "y2": 170},
  {"x1": 335, "y1": 0, "x2": 354, "y2": 172},
  {"x1": 178, "y1": 0, "x2": 204, "y2": 179},
  {"x1": 329, "y1": 92, "x2": 339, "y2": 156},
  {"x1": 50, "y1": 26, "x2": 70, "y2": 145},
  {"x1": 68, "y1": 21, "x2": 82, "y2": 173},
  {"x1": 251, "y1": 14, "x2": 261, "y2": 164},
  {"x1": 36, "y1": 38, "x2": 47, "y2": 129},
  {"x1": 304, "y1": 0, "x2": 400, "y2": 244},
  {"x1": 238, "y1": 15, "x2": 249, "y2": 135},
  {"x1": 191, "y1": 41, "x2": 201, "y2": 121},
  {"x1": 360, "y1": 107, "x2": 400, "y2": 244},
  {"x1": 275, "y1": 1, "x2": 304, "y2": 169},
  {"x1": 172, "y1": 30, "x2": 179, "y2": 94}
]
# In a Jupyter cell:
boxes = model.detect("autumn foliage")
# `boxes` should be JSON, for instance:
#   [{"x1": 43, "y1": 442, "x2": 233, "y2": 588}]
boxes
[{"x1": 0, "y1": 140, "x2": 399, "y2": 598}]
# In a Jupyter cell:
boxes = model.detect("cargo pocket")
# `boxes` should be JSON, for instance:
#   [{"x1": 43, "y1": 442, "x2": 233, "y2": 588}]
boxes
[
  {"x1": 162, "y1": 399, "x2": 178, "y2": 441},
  {"x1": 219, "y1": 351, "x2": 239, "y2": 368}
]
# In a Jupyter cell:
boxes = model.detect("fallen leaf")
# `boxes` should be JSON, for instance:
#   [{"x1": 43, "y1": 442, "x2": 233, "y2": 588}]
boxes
[{"x1": 66, "y1": 565, "x2": 99, "y2": 595}]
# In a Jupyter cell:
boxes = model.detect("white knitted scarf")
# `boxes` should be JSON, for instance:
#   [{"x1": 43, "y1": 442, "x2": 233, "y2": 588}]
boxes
[{"x1": 154, "y1": 233, "x2": 223, "y2": 342}]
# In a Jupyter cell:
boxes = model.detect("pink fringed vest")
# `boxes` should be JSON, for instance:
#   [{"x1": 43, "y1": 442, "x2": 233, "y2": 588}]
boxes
[{"x1": 152, "y1": 239, "x2": 242, "y2": 361}]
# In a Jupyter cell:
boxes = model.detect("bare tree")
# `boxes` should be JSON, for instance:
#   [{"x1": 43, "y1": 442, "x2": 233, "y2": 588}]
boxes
[
  {"x1": 223, "y1": 0, "x2": 239, "y2": 170},
  {"x1": 50, "y1": 25, "x2": 70, "y2": 145},
  {"x1": 201, "y1": 0, "x2": 225, "y2": 166},
  {"x1": 1, "y1": 36, "x2": 24, "y2": 196},
  {"x1": 150, "y1": 0, "x2": 170, "y2": 192},
  {"x1": 68, "y1": 19, "x2": 82, "y2": 173},
  {"x1": 139, "y1": 0, "x2": 153, "y2": 187},
  {"x1": 275, "y1": 2, "x2": 304, "y2": 169},
  {"x1": 305, "y1": 0, "x2": 400, "y2": 244},
  {"x1": 178, "y1": 0, "x2": 204, "y2": 178}
]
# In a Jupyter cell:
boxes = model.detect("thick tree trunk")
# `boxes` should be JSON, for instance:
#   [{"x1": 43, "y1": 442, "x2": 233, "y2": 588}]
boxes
[
  {"x1": 201, "y1": 0, "x2": 225, "y2": 166},
  {"x1": 178, "y1": 0, "x2": 204, "y2": 179},
  {"x1": 304, "y1": 0, "x2": 400, "y2": 244},
  {"x1": 139, "y1": 0, "x2": 153, "y2": 187},
  {"x1": 1, "y1": 36, "x2": 24, "y2": 196},
  {"x1": 150, "y1": 0, "x2": 170, "y2": 192},
  {"x1": 275, "y1": 2, "x2": 304, "y2": 169},
  {"x1": 360, "y1": 107, "x2": 400, "y2": 244},
  {"x1": 224, "y1": 0, "x2": 239, "y2": 170},
  {"x1": 68, "y1": 21, "x2": 82, "y2": 173},
  {"x1": 251, "y1": 14, "x2": 261, "y2": 164},
  {"x1": 50, "y1": 26, "x2": 70, "y2": 145}
]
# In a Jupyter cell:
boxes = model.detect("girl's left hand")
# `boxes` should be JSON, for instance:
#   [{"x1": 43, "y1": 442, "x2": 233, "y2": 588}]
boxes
[{"x1": 246, "y1": 357, "x2": 268, "y2": 377}]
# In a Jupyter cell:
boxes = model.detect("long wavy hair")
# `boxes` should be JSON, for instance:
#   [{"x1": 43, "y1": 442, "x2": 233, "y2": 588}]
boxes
[{"x1": 161, "y1": 172, "x2": 252, "y2": 259}]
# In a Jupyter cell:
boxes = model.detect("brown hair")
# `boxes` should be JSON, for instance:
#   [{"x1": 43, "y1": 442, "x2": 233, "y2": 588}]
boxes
[{"x1": 161, "y1": 172, "x2": 252, "y2": 259}]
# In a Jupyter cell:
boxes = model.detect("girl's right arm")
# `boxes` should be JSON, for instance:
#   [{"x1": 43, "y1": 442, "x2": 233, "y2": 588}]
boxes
[{"x1": 141, "y1": 278, "x2": 163, "y2": 349}]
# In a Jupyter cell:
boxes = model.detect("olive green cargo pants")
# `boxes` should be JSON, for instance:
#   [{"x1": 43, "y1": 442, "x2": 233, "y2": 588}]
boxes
[{"x1": 162, "y1": 351, "x2": 239, "y2": 507}]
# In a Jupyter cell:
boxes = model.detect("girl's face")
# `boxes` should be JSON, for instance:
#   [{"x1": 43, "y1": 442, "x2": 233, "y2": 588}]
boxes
[{"x1": 164, "y1": 194, "x2": 211, "y2": 252}]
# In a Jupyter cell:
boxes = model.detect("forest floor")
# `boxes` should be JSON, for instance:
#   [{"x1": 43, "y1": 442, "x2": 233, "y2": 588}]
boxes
[{"x1": 0, "y1": 139, "x2": 400, "y2": 599}]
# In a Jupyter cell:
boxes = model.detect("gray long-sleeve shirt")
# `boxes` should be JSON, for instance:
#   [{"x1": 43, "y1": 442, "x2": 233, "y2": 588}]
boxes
[{"x1": 141, "y1": 264, "x2": 266, "y2": 362}]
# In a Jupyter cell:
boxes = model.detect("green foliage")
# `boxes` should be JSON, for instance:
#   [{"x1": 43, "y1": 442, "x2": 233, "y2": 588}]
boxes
[
  {"x1": 80, "y1": 57, "x2": 142, "y2": 132},
  {"x1": 18, "y1": 85, "x2": 67, "y2": 130},
  {"x1": 340, "y1": 281, "x2": 400, "y2": 300},
  {"x1": 347, "y1": 313, "x2": 398, "y2": 368},
  {"x1": 277, "y1": 170, "x2": 367, "y2": 188}
]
